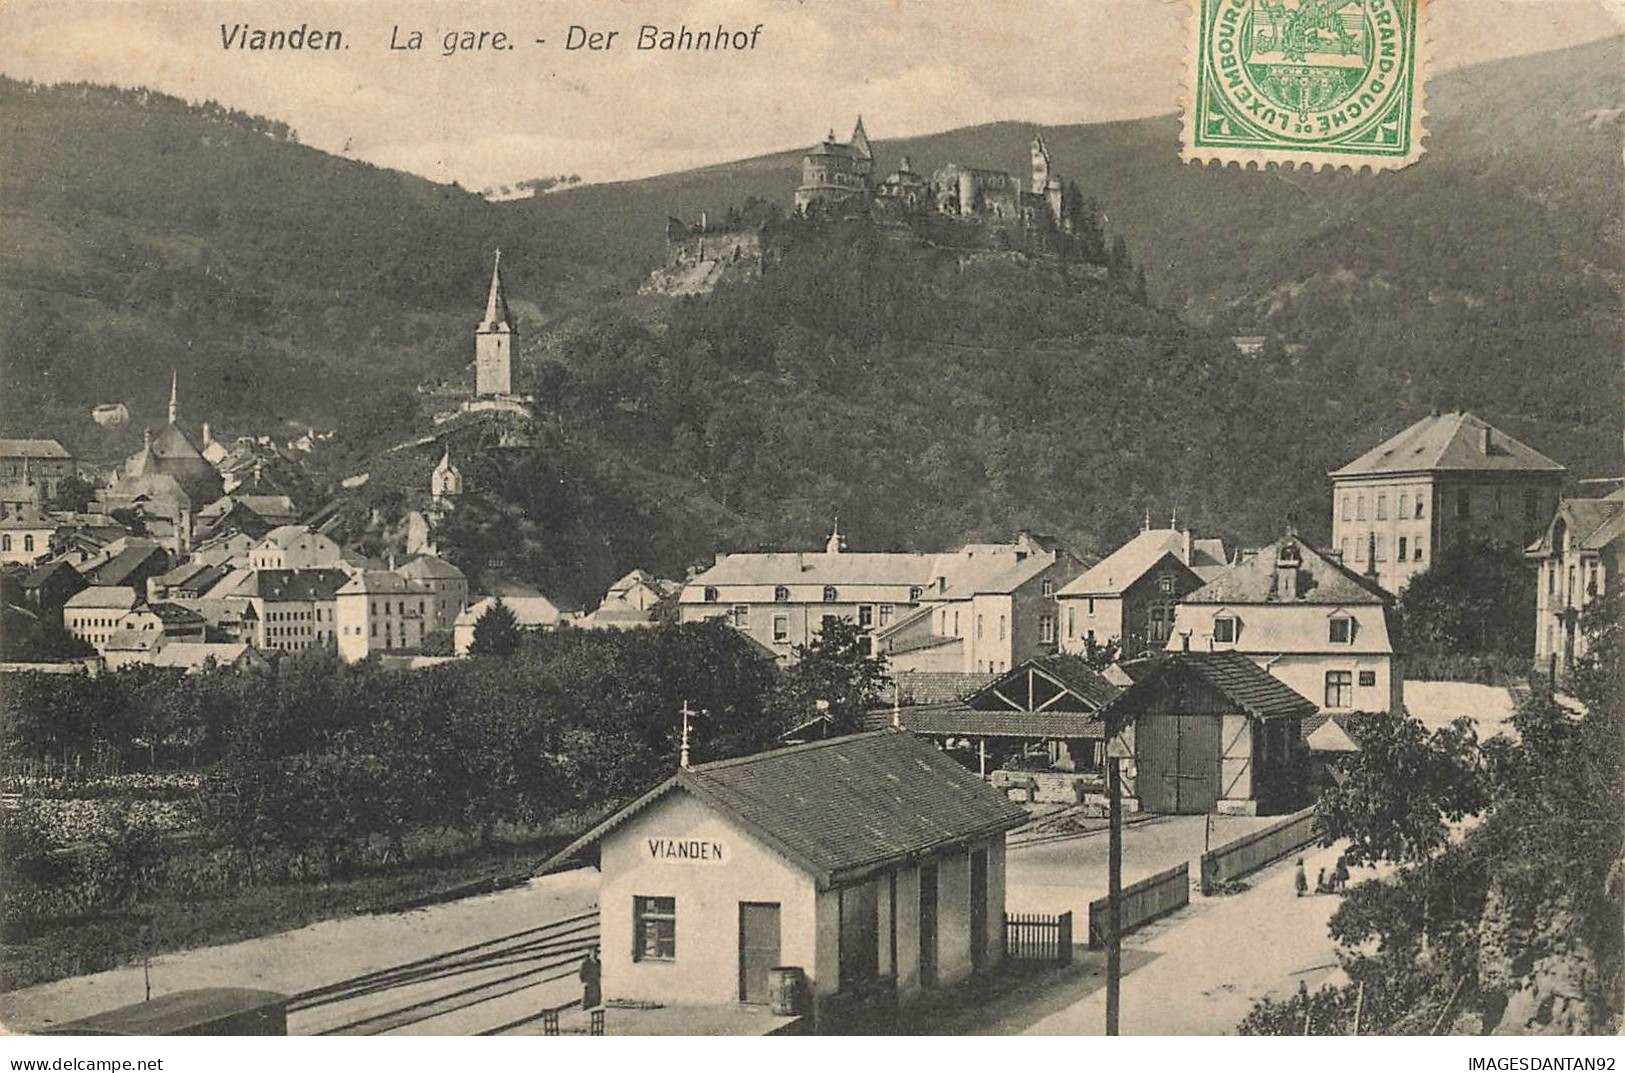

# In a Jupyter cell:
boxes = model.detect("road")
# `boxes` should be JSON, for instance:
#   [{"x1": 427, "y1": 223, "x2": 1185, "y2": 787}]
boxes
[{"x1": 1006, "y1": 812, "x2": 1277, "y2": 920}]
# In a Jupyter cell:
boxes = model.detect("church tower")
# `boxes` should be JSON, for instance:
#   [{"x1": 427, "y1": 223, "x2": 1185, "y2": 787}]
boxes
[
  {"x1": 475, "y1": 250, "x2": 513, "y2": 397},
  {"x1": 1030, "y1": 132, "x2": 1052, "y2": 195}
]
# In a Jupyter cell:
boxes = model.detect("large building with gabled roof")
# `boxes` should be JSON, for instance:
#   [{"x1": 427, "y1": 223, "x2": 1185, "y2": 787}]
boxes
[
  {"x1": 542, "y1": 729, "x2": 1026, "y2": 1020},
  {"x1": 1055, "y1": 521, "x2": 1230, "y2": 660},
  {"x1": 1329, "y1": 410, "x2": 1566, "y2": 593},
  {"x1": 1527, "y1": 485, "x2": 1623, "y2": 672}
]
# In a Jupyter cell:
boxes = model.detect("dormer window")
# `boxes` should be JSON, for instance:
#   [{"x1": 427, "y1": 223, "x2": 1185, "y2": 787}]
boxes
[
  {"x1": 1213, "y1": 616, "x2": 1237, "y2": 644},
  {"x1": 1041, "y1": 579, "x2": 1055, "y2": 598},
  {"x1": 908, "y1": 586, "x2": 923, "y2": 601},
  {"x1": 774, "y1": 585, "x2": 790, "y2": 603},
  {"x1": 1158, "y1": 575, "x2": 1173, "y2": 594},
  {"x1": 822, "y1": 585, "x2": 838, "y2": 603},
  {"x1": 1328, "y1": 615, "x2": 1354, "y2": 644},
  {"x1": 703, "y1": 586, "x2": 719, "y2": 603}
]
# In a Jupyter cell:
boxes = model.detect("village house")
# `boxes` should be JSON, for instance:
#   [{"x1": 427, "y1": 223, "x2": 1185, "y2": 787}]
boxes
[
  {"x1": 452, "y1": 592, "x2": 572, "y2": 654},
  {"x1": 873, "y1": 533, "x2": 1083, "y2": 674},
  {"x1": 62, "y1": 585, "x2": 140, "y2": 649},
  {"x1": 0, "y1": 438, "x2": 75, "y2": 502},
  {"x1": 542, "y1": 730, "x2": 1027, "y2": 1025},
  {"x1": 248, "y1": 525, "x2": 346, "y2": 570},
  {"x1": 119, "y1": 601, "x2": 207, "y2": 641},
  {"x1": 680, "y1": 526, "x2": 936, "y2": 659},
  {"x1": 81, "y1": 539, "x2": 171, "y2": 593},
  {"x1": 583, "y1": 568, "x2": 680, "y2": 630},
  {"x1": 335, "y1": 571, "x2": 432, "y2": 662},
  {"x1": 18, "y1": 560, "x2": 87, "y2": 624},
  {"x1": 394, "y1": 553, "x2": 468, "y2": 634},
  {"x1": 1166, "y1": 533, "x2": 1402, "y2": 717},
  {"x1": 146, "y1": 641, "x2": 270, "y2": 674},
  {"x1": 0, "y1": 509, "x2": 58, "y2": 566},
  {"x1": 1528, "y1": 484, "x2": 1623, "y2": 673},
  {"x1": 1103, "y1": 651, "x2": 1317, "y2": 815},
  {"x1": 1054, "y1": 520, "x2": 1231, "y2": 659},
  {"x1": 1329, "y1": 410, "x2": 1566, "y2": 594},
  {"x1": 229, "y1": 568, "x2": 351, "y2": 653}
]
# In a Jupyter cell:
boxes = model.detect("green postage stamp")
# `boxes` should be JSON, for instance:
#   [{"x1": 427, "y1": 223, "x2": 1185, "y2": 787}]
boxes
[{"x1": 1182, "y1": 0, "x2": 1428, "y2": 170}]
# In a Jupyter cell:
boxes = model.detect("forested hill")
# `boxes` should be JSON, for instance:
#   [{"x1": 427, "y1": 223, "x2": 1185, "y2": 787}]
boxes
[{"x1": 1, "y1": 37, "x2": 1620, "y2": 598}]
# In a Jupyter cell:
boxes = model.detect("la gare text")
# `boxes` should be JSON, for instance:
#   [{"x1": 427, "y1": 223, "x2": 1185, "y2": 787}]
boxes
[{"x1": 217, "y1": 23, "x2": 765, "y2": 55}]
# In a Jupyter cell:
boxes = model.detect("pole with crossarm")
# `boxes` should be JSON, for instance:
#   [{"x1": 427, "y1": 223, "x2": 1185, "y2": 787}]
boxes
[{"x1": 680, "y1": 701, "x2": 698, "y2": 768}]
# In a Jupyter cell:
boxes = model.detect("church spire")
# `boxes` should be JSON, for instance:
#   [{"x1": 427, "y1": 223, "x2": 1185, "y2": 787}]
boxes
[
  {"x1": 480, "y1": 249, "x2": 513, "y2": 334},
  {"x1": 168, "y1": 369, "x2": 178, "y2": 426}
]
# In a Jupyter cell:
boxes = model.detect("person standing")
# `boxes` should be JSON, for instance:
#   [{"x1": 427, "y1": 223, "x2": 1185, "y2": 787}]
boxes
[
  {"x1": 1294, "y1": 858, "x2": 1308, "y2": 897},
  {"x1": 579, "y1": 946, "x2": 602, "y2": 1010}
]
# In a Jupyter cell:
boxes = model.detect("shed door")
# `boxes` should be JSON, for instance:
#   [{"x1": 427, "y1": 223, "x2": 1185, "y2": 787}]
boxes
[
  {"x1": 1136, "y1": 713, "x2": 1221, "y2": 814},
  {"x1": 738, "y1": 902, "x2": 781, "y2": 1004},
  {"x1": 918, "y1": 862, "x2": 939, "y2": 988}
]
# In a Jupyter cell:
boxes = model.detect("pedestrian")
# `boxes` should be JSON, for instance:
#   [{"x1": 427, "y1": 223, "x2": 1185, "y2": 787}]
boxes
[
  {"x1": 579, "y1": 946, "x2": 602, "y2": 1010},
  {"x1": 1294, "y1": 857, "x2": 1307, "y2": 897},
  {"x1": 1315, "y1": 867, "x2": 1330, "y2": 894},
  {"x1": 1333, "y1": 859, "x2": 1350, "y2": 893}
]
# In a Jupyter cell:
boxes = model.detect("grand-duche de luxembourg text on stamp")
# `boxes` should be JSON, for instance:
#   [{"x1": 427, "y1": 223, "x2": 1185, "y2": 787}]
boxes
[{"x1": 1182, "y1": 0, "x2": 1428, "y2": 171}]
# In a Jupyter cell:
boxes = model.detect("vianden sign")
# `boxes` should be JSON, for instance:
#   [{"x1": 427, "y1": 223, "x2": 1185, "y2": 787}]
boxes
[{"x1": 646, "y1": 837, "x2": 727, "y2": 865}]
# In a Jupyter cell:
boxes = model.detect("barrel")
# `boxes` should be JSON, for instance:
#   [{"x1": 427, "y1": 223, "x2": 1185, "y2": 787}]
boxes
[{"x1": 767, "y1": 966, "x2": 805, "y2": 1016}]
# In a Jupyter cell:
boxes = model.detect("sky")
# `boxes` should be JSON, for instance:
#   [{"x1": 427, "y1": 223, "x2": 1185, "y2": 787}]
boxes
[{"x1": 3, "y1": 0, "x2": 1622, "y2": 188}]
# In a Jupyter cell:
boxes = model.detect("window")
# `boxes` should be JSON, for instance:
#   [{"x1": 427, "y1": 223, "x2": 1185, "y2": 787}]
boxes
[
  {"x1": 878, "y1": 604, "x2": 893, "y2": 627},
  {"x1": 1356, "y1": 495, "x2": 1366, "y2": 520},
  {"x1": 1213, "y1": 616, "x2": 1236, "y2": 644},
  {"x1": 1067, "y1": 606, "x2": 1076, "y2": 639},
  {"x1": 1398, "y1": 536, "x2": 1408, "y2": 562},
  {"x1": 22, "y1": 535, "x2": 32, "y2": 552},
  {"x1": 1158, "y1": 575, "x2": 1173, "y2": 594},
  {"x1": 1329, "y1": 616, "x2": 1353, "y2": 644},
  {"x1": 975, "y1": 614, "x2": 983, "y2": 639},
  {"x1": 1415, "y1": 492, "x2": 1426, "y2": 519},
  {"x1": 953, "y1": 611, "x2": 960, "y2": 636},
  {"x1": 1041, "y1": 579, "x2": 1055, "y2": 598},
  {"x1": 1039, "y1": 615, "x2": 1055, "y2": 643},
  {"x1": 774, "y1": 585, "x2": 790, "y2": 603},
  {"x1": 1373, "y1": 535, "x2": 1385, "y2": 562},
  {"x1": 633, "y1": 896, "x2": 676, "y2": 961},
  {"x1": 1354, "y1": 538, "x2": 1366, "y2": 563},
  {"x1": 997, "y1": 615, "x2": 1006, "y2": 640},
  {"x1": 1376, "y1": 494, "x2": 1387, "y2": 521},
  {"x1": 1340, "y1": 495, "x2": 1351, "y2": 521},
  {"x1": 703, "y1": 587, "x2": 718, "y2": 603},
  {"x1": 1414, "y1": 541, "x2": 1424, "y2": 562},
  {"x1": 731, "y1": 604, "x2": 750, "y2": 629},
  {"x1": 1325, "y1": 671, "x2": 1353, "y2": 709},
  {"x1": 1149, "y1": 607, "x2": 1168, "y2": 644},
  {"x1": 822, "y1": 586, "x2": 838, "y2": 603},
  {"x1": 1358, "y1": 671, "x2": 1377, "y2": 687},
  {"x1": 908, "y1": 586, "x2": 923, "y2": 601},
  {"x1": 1087, "y1": 597, "x2": 1096, "y2": 616},
  {"x1": 1457, "y1": 488, "x2": 1471, "y2": 519},
  {"x1": 772, "y1": 614, "x2": 789, "y2": 644},
  {"x1": 857, "y1": 604, "x2": 874, "y2": 628}
]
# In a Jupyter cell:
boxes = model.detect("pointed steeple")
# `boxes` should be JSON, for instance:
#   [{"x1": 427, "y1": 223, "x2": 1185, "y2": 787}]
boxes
[
  {"x1": 479, "y1": 249, "x2": 513, "y2": 334},
  {"x1": 168, "y1": 369, "x2": 179, "y2": 426},
  {"x1": 826, "y1": 517, "x2": 844, "y2": 555},
  {"x1": 850, "y1": 116, "x2": 872, "y2": 159}
]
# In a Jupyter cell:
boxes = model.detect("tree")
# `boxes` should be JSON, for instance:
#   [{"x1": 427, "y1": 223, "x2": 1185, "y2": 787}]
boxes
[
  {"x1": 776, "y1": 617, "x2": 888, "y2": 736},
  {"x1": 468, "y1": 598, "x2": 521, "y2": 657},
  {"x1": 1395, "y1": 539, "x2": 1536, "y2": 659}
]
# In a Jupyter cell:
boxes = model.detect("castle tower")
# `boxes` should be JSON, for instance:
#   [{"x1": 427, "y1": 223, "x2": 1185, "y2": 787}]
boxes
[
  {"x1": 1030, "y1": 132, "x2": 1051, "y2": 195},
  {"x1": 475, "y1": 250, "x2": 513, "y2": 397}
]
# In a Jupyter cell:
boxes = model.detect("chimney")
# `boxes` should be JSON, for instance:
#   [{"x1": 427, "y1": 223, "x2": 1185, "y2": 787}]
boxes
[
  {"x1": 1481, "y1": 425, "x2": 1493, "y2": 456},
  {"x1": 1183, "y1": 528, "x2": 1193, "y2": 565},
  {"x1": 1366, "y1": 532, "x2": 1379, "y2": 580},
  {"x1": 202, "y1": 422, "x2": 212, "y2": 447}
]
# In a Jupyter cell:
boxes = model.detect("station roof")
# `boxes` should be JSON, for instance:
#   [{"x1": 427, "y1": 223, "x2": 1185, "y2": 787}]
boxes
[
  {"x1": 544, "y1": 730, "x2": 1027, "y2": 890},
  {"x1": 1104, "y1": 651, "x2": 1317, "y2": 729}
]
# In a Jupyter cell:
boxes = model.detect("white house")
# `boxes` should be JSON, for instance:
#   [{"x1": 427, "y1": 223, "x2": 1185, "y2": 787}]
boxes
[
  {"x1": 335, "y1": 571, "x2": 433, "y2": 663},
  {"x1": 541, "y1": 730, "x2": 1026, "y2": 1024},
  {"x1": 1167, "y1": 533, "x2": 1402, "y2": 716},
  {"x1": 1527, "y1": 486, "x2": 1623, "y2": 673},
  {"x1": 249, "y1": 525, "x2": 346, "y2": 571},
  {"x1": 62, "y1": 586, "x2": 141, "y2": 650},
  {"x1": 453, "y1": 594, "x2": 569, "y2": 654}
]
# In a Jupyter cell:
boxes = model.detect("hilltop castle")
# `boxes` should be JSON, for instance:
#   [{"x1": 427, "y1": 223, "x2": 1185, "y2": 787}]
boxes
[{"x1": 794, "y1": 117, "x2": 1079, "y2": 235}]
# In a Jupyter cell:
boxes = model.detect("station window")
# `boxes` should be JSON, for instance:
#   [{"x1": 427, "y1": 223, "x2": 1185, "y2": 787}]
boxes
[{"x1": 633, "y1": 896, "x2": 676, "y2": 961}]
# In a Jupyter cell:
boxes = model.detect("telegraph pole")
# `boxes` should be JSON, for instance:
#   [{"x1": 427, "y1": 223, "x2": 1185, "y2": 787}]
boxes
[{"x1": 1106, "y1": 754, "x2": 1122, "y2": 1036}]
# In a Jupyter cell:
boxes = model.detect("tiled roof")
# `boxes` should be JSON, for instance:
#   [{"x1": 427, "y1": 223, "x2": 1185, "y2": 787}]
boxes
[
  {"x1": 935, "y1": 553, "x2": 1059, "y2": 600},
  {"x1": 1331, "y1": 411, "x2": 1565, "y2": 477},
  {"x1": 0, "y1": 438, "x2": 71, "y2": 459},
  {"x1": 1302, "y1": 713, "x2": 1361, "y2": 752},
  {"x1": 1528, "y1": 492, "x2": 1625, "y2": 556},
  {"x1": 148, "y1": 643, "x2": 257, "y2": 670},
  {"x1": 104, "y1": 628, "x2": 162, "y2": 652},
  {"x1": 64, "y1": 585, "x2": 138, "y2": 610},
  {"x1": 883, "y1": 703, "x2": 1106, "y2": 741},
  {"x1": 1058, "y1": 530, "x2": 1204, "y2": 597},
  {"x1": 887, "y1": 633, "x2": 963, "y2": 657},
  {"x1": 145, "y1": 602, "x2": 206, "y2": 626},
  {"x1": 237, "y1": 568, "x2": 353, "y2": 602},
  {"x1": 1003, "y1": 654, "x2": 1123, "y2": 710},
  {"x1": 337, "y1": 571, "x2": 430, "y2": 596},
  {"x1": 686, "y1": 551, "x2": 937, "y2": 590},
  {"x1": 396, "y1": 554, "x2": 466, "y2": 581},
  {"x1": 1183, "y1": 534, "x2": 1388, "y2": 606},
  {"x1": 87, "y1": 544, "x2": 167, "y2": 587},
  {"x1": 1106, "y1": 651, "x2": 1317, "y2": 725},
  {"x1": 888, "y1": 670, "x2": 998, "y2": 706},
  {"x1": 454, "y1": 594, "x2": 564, "y2": 628},
  {"x1": 545, "y1": 731, "x2": 1028, "y2": 888},
  {"x1": 256, "y1": 524, "x2": 315, "y2": 549},
  {"x1": 0, "y1": 508, "x2": 54, "y2": 529},
  {"x1": 22, "y1": 560, "x2": 83, "y2": 589}
]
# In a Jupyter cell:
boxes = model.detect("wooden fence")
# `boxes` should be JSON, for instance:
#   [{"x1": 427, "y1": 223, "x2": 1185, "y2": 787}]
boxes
[
  {"x1": 1004, "y1": 911, "x2": 1073, "y2": 963},
  {"x1": 1087, "y1": 861, "x2": 1189, "y2": 949},
  {"x1": 1199, "y1": 806, "x2": 1321, "y2": 895}
]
